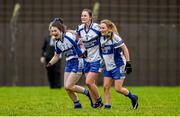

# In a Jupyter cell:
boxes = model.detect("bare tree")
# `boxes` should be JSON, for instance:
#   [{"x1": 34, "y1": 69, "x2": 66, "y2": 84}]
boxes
[
  {"x1": 10, "y1": 3, "x2": 21, "y2": 86},
  {"x1": 93, "y1": 1, "x2": 100, "y2": 22}
]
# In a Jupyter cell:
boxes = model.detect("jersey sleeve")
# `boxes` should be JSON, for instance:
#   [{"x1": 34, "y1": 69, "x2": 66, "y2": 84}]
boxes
[
  {"x1": 113, "y1": 34, "x2": 124, "y2": 48},
  {"x1": 76, "y1": 25, "x2": 80, "y2": 36},
  {"x1": 64, "y1": 34, "x2": 84, "y2": 57},
  {"x1": 66, "y1": 32, "x2": 76, "y2": 42},
  {"x1": 55, "y1": 41, "x2": 62, "y2": 54},
  {"x1": 91, "y1": 23, "x2": 101, "y2": 36},
  {"x1": 76, "y1": 24, "x2": 84, "y2": 37}
]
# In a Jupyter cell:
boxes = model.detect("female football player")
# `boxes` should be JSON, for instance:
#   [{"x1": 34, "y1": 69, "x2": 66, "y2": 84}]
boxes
[
  {"x1": 99, "y1": 19, "x2": 138, "y2": 109},
  {"x1": 76, "y1": 9, "x2": 103, "y2": 108},
  {"x1": 46, "y1": 20, "x2": 92, "y2": 109}
]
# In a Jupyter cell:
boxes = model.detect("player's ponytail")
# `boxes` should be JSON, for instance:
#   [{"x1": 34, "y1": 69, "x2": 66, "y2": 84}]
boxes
[{"x1": 110, "y1": 22, "x2": 118, "y2": 35}]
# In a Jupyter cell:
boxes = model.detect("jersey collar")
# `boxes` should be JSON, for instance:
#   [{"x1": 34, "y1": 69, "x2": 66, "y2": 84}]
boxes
[{"x1": 84, "y1": 22, "x2": 93, "y2": 33}]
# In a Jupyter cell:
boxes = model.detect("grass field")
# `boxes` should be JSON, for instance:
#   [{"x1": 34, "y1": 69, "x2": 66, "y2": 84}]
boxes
[{"x1": 0, "y1": 86, "x2": 179, "y2": 116}]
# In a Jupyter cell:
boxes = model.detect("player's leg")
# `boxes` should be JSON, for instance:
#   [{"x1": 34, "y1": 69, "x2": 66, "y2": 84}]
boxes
[
  {"x1": 114, "y1": 78, "x2": 138, "y2": 109},
  {"x1": 64, "y1": 72, "x2": 78, "y2": 101},
  {"x1": 85, "y1": 72, "x2": 98, "y2": 102},
  {"x1": 65, "y1": 72, "x2": 85, "y2": 93},
  {"x1": 85, "y1": 60, "x2": 103, "y2": 108},
  {"x1": 64, "y1": 72, "x2": 81, "y2": 108},
  {"x1": 66, "y1": 72, "x2": 93, "y2": 106},
  {"x1": 86, "y1": 72, "x2": 103, "y2": 108},
  {"x1": 78, "y1": 58, "x2": 94, "y2": 107},
  {"x1": 65, "y1": 58, "x2": 92, "y2": 97},
  {"x1": 83, "y1": 60, "x2": 102, "y2": 108},
  {"x1": 103, "y1": 77, "x2": 113, "y2": 109},
  {"x1": 83, "y1": 62, "x2": 96, "y2": 107},
  {"x1": 65, "y1": 71, "x2": 94, "y2": 108}
]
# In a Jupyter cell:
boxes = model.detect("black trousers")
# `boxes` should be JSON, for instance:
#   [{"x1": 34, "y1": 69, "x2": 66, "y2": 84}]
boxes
[{"x1": 46, "y1": 58, "x2": 61, "y2": 88}]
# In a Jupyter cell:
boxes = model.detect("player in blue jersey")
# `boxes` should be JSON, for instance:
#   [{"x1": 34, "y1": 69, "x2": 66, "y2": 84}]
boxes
[
  {"x1": 46, "y1": 19, "x2": 92, "y2": 109},
  {"x1": 76, "y1": 9, "x2": 103, "y2": 108},
  {"x1": 99, "y1": 19, "x2": 138, "y2": 109}
]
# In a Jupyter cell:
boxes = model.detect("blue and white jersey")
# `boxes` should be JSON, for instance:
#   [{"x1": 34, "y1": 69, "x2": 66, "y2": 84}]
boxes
[
  {"x1": 100, "y1": 33, "x2": 126, "y2": 71},
  {"x1": 76, "y1": 22, "x2": 101, "y2": 62},
  {"x1": 55, "y1": 32, "x2": 83, "y2": 61}
]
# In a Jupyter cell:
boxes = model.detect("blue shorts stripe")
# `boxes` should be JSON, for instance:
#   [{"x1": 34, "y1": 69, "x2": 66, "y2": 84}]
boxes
[
  {"x1": 65, "y1": 58, "x2": 83, "y2": 73},
  {"x1": 84, "y1": 60, "x2": 101, "y2": 73},
  {"x1": 103, "y1": 67, "x2": 125, "y2": 80}
]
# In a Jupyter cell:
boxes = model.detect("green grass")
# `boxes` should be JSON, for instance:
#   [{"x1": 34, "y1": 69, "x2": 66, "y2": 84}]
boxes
[{"x1": 0, "y1": 86, "x2": 179, "y2": 116}]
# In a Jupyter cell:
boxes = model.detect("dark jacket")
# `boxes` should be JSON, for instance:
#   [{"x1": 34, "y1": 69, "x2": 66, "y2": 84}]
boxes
[{"x1": 42, "y1": 35, "x2": 55, "y2": 60}]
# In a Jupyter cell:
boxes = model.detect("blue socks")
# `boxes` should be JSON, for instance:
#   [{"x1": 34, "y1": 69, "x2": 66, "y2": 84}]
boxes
[
  {"x1": 127, "y1": 91, "x2": 136, "y2": 101},
  {"x1": 97, "y1": 97, "x2": 102, "y2": 103},
  {"x1": 83, "y1": 89, "x2": 89, "y2": 96},
  {"x1": 74, "y1": 100, "x2": 82, "y2": 108},
  {"x1": 104, "y1": 104, "x2": 111, "y2": 109}
]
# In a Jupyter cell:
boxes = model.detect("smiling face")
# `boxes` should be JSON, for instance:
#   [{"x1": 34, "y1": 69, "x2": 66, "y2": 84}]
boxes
[
  {"x1": 81, "y1": 11, "x2": 92, "y2": 24},
  {"x1": 100, "y1": 23, "x2": 109, "y2": 36},
  {"x1": 51, "y1": 26, "x2": 62, "y2": 39}
]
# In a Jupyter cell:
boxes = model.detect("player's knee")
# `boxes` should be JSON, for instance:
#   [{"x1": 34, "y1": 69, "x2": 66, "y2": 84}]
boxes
[
  {"x1": 85, "y1": 80, "x2": 94, "y2": 87},
  {"x1": 64, "y1": 84, "x2": 73, "y2": 91},
  {"x1": 104, "y1": 85, "x2": 110, "y2": 91},
  {"x1": 115, "y1": 86, "x2": 123, "y2": 93},
  {"x1": 64, "y1": 85, "x2": 69, "y2": 91}
]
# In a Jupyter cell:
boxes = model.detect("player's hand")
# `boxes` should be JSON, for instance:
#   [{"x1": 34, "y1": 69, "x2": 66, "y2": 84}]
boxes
[
  {"x1": 78, "y1": 38, "x2": 86, "y2": 50},
  {"x1": 40, "y1": 57, "x2": 45, "y2": 64},
  {"x1": 46, "y1": 63, "x2": 52, "y2": 70},
  {"x1": 125, "y1": 61, "x2": 132, "y2": 74},
  {"x1": 99, "y1": 59, "x2": 105, "y2": 72},
  {"x1": 80, "y1": 50, "x2": 87, "y2": 58}
]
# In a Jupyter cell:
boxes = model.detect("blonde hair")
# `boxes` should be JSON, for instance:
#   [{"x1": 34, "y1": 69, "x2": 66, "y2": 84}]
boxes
[
  {"x1": 100, "y1": 19, "x2": 119, "y2": 35},
  {"x1": 49, "y1": 22, "x2": 53, "y2": 30}
]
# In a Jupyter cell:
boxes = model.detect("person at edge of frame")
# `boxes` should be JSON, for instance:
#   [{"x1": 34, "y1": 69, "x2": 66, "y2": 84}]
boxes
[{"x1": 40, "y1": 18, "x2": 63, "y2": 89}]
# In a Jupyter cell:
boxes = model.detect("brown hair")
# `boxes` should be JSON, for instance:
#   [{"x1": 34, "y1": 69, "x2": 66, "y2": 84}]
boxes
[
  {"x1": 82, "y1": 9, "x2": 93, "y2": 18},
  {"x1": 51, "y1": 21, "x2": 66, "y2": 33},
  {"x1": 82, "y1": 8, "x2": 93, "y2": 23}
]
